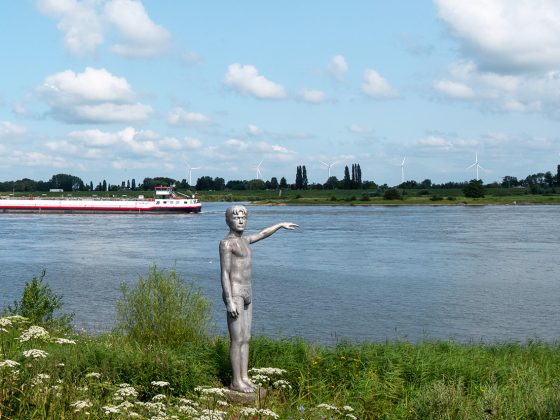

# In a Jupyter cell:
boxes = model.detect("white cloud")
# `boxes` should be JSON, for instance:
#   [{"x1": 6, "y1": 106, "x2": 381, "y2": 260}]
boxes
[
  {"x1": 225, "y1": 138, "x2": 249, "y2": 150},
  {"x1": 104, "y1": 0, "x2": 171, "y2": 57},
  {"x1": 436, "y1": 0, "x2": 560, "y2": 72},
  {"x1": 168, "y1": 107, "x2": 211, "y2": 125},
  {"x1": 362, "y1": 69, "x2": 399, "y2": 99},
  {"x1": 0, "y1": 121, "x2": 26, "y2": 139},
  {"x1": 38, "y1": 67, "x2": 152, "y2": 123},
  {"x1": 348, "y1": 124, "x2": 375, "y2": 136},
  {"x1": 9, "y1": 150, "x2": 77, "y2": 169},
  {"x1": 223, "y1": 64, "x2": 287, "y2": 99},
  {"x1": 40, "y1": 67, "x2": 134, "y2": 102},
  {"x1": 433, "y1": 60, "x2": 560, "y2": 118},
  {"x1": 37, "y1": 0, "x2": 104, "y2": 55},
  {"x1": 158, "y1": 136, "x2": 182, "y2": 150},
  {"x1": 327, "y1": 55, "x2": 348, "y2": 81},
  {"x1": 66, "y1": 103, "x2": 152, "y2": 123},
  {"x1": 433, "y1": 80, "x2": 475, "y2": 99},
  {"x1": 37, "y1": 0, "x2": 170, "y2": 57},
  {"x1": 417, "y1": 136, "x2": 453, "y2": 150},
  {"x1": 247, "y1": 124, "x2": 262, "y2": 135},
  {"x1": 184, "y1": 137, "x2": 202, "y2": 149},
  {"x1": 299, "y1": 89, "x2": 326, "y2": 104},
  {"x1": 68, "y1": 128, "x2": 119, "y2": 146}
]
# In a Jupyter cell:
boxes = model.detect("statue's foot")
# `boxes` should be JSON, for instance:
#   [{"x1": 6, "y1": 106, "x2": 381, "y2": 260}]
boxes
[
  {"x1": 230, "y1": 381, "x2": 255, "y2": 393},
  {"x1": 242, "y1": 378, "x2": 257, "y2": 391}
]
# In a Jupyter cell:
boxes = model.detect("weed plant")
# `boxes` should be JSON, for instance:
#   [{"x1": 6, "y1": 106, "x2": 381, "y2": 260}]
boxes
[{"x1": 1, "y1": 268, "x2": 560, "y2": 418}]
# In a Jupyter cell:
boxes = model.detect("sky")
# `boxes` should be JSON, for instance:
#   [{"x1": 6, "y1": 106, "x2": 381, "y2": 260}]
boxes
[{"x1": 1, "y1": 0, "x2": 560, "y2": 187}]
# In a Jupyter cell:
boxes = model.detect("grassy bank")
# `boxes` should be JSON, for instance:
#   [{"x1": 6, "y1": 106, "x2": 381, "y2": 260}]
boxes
[
  {"x1": 4, "y1": 187, "x2": 560, "y2": 205},
  {"x1": 2, "y1": 267, "x2": 560, "y2": 419}
]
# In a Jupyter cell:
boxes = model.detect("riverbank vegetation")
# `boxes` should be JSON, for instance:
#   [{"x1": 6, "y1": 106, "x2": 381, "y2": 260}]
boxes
[
  {"x1": 1, "y1": 267, "x2": 559, "y2": 419},
  {"x1": 2, "y1": 164, "x2": 560, "y2": 207}
]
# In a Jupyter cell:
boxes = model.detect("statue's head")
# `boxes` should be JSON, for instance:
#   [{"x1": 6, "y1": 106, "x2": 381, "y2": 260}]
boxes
[{"x1": 225, "y1": 205, "x2": 248, "y2": 232}]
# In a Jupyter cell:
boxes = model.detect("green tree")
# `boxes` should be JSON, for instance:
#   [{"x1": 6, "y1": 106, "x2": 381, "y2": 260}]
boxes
[
  {"x1": 324, "y1": 176, "x2": 339, "y2": 189},
  {"x1": 343, "y1": 166, "x2": 351, "y2": 189},
  {"x1": 6, "y1": 270, "x2": 74, "y2": 331},
  {"x1": 270, "y1": 177, "x2": 279, "y2": 189},
  {"x1": 463, "y1": 179, "x2": 485, "y2": 198},
  {"x1": 279, "y1": 177, "x2": 288, "y2": 189},
  {"x1": 48, "y1": 173, "x2": 85, "y2": 191},
  {"x1": 302, "y1": 165, "x2": 308, "y2": 189}
]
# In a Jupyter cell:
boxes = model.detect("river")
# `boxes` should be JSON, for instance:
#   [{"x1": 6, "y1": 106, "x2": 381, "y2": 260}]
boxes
[{"x1": 0, "y1": 203, "x2": 558, "y2": 344}]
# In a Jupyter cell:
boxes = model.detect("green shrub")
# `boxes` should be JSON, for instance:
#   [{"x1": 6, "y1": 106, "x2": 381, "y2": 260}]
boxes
[
  {"x1": 116, "y1": 265, "x2": 212, "y2": 347},
  {"x1": 384, "y1": 188, "x2": 402, "y2": 200},
  {"x1": 5, "y1": 270, "x2": 74, "y2": 332},
  {"x1": 430, "y1": 195, "x2": 443, "y2": 201}
]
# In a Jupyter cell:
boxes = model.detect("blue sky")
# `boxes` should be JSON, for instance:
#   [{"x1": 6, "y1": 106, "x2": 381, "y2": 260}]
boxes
[{"x1": 1, "y1": 0, "x2": 560, "y2": 186}]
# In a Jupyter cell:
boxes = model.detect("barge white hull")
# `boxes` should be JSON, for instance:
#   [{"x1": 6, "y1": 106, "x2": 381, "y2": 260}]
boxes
[{"x1": 0, "y1": 197, "x2": 202, "y2": 214}]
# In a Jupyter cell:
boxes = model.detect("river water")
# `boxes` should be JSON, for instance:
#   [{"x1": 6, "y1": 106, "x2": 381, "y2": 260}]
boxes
[{"x1": 0, "y1": 204, "x2": 558, "y2": 344}]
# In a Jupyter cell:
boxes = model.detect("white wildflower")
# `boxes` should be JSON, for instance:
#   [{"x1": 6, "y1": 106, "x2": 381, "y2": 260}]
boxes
[
  {"x1": 345, "y1": 414, "x2": 358, "y2": 420},
  {"x1": 272, "y1": 379, "x2": 291, "y2": 389},
  {"x1": 114, "y1": 385, "x2": 138, "y2": 399},
  {"x1": 251, "y1": 374, "x2": 270, "y2": 384},
  {"x1": 177, "y1": 405, "x2": 198, "y2": 415},
  {"x1": 216, "y1": 400, "x2": 228, "y2": 407},
  {"x1": 86, "y1": 372, "x2": 102, "y2": 379},
  {"x1": 194, "y1": 386, "x2": 225, "y2": 397},
  {"x1": 119, "y1": 383, "x2": 131, "y2": 387},
  {"x1": 317, "y1": 403, "x2": 340, "y2": 412},
  {"x1": 0, "y1": 359, "x2": 20, "y2": 368},
  {"x1": 102, "y1": 405, "x2": 120, "y2": 414},
  {"x1": 70, "y1": 399, "x2": 92, "y2": 412},
  {"x1": 23, "y1": 349, "x2": 48, "y2": 359},
  {"x1": 144, "y1": 402, "x2": 166, "y2": 412},
  {"x1": 53, "y1": 337, "x2": 76, "y2": 345},
  {"x1": 31, "y1": 373, "x2": 50, "y2": 385},
  {"x1": 152, "y1": 394, "x2": 166, "y2": 401},
  {"x1": 343, "y1": 405, "x2": 354, "y2": 412},
  {"x1": 200, "y1": 409, "x2": 226, "y2": 418},
  {"x1": 19, "y1": 325, "x2": 49, "y2": 342},
  {"x1": 151, "y1": 380, "x2": 170, "y2": 387},
  {"x1": 0, "y1": 328, "x2": 8, "y2": 333},
  {"x1": 6, "y1": 315, "x2": 27, "y2": 322},
  {"x1": 57, "y1": 363, "x2": 65, "y2": 367},
  {"x1": 178, "y1": 398, "x2": 197, "y2": 406},
  {"x1": 248, "y1": 367, "x2": 287, "y2": 376},
  {"x1": 0, "y1": 318, "x2": 12, "y2": 327},
  {"x1": 118, "y1": 401, "x2": 135, "y2": 411},
  {"x1": 240, "y1": 407, "x2": 279, "y2": 418},
  {"x1": 128, "y1": 412, "x2": 141, "y2": 418}
]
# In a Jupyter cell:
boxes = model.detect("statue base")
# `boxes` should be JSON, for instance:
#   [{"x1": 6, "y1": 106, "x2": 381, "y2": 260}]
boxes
[{"x1": 223, "y1": 386, "x2": 266, "y2": 405}]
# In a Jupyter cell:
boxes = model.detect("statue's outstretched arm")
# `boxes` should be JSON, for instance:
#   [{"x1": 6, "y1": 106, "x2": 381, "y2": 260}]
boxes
[{"x1": 248, "y1": 222, "x2": 298, "y2": 244}]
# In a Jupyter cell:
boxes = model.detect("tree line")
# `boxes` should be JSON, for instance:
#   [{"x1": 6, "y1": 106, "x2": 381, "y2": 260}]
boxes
[{"x1": 1, "y1": 164, "x2": 559, "y2": 193}]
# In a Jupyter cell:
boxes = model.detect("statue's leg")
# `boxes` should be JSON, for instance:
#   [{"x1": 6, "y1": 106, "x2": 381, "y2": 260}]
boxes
[
  {"x1": 240, "y1": 301, "x2": 256, "y2": 390},
  {"x1": 227, "y1": 298, "x2": 245, "y2": 392}
]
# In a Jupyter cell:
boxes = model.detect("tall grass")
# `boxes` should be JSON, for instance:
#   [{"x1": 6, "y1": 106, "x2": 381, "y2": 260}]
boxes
[{"x1": 115, "y1": 265, "x2": 213, "y2": 347}]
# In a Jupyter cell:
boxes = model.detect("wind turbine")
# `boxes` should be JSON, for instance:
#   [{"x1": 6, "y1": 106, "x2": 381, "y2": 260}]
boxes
[
  {"x1": 255, "y1": 160, "x2": 264, "y2": 180},
  {"x1": 187, "y1": 165, "x2": 199, "y2": 187},
  {"x1": 320, "y1": 160, "x2": 338, "y2": 179},
  {"x1": 400, "y1": 156, "x2": 406, "y2": 184},
  {"x1": 466, "y1": 153, "x2": 484, "y2": 180}
]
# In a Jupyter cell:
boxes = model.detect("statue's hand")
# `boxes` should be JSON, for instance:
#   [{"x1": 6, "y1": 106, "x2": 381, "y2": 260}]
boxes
[
  {"x1": 227, "y1": 301, "x2": 239, "y2": 318},
  {"x1": 281, "y1": 222, "x2": 298, "y2": 230}
]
